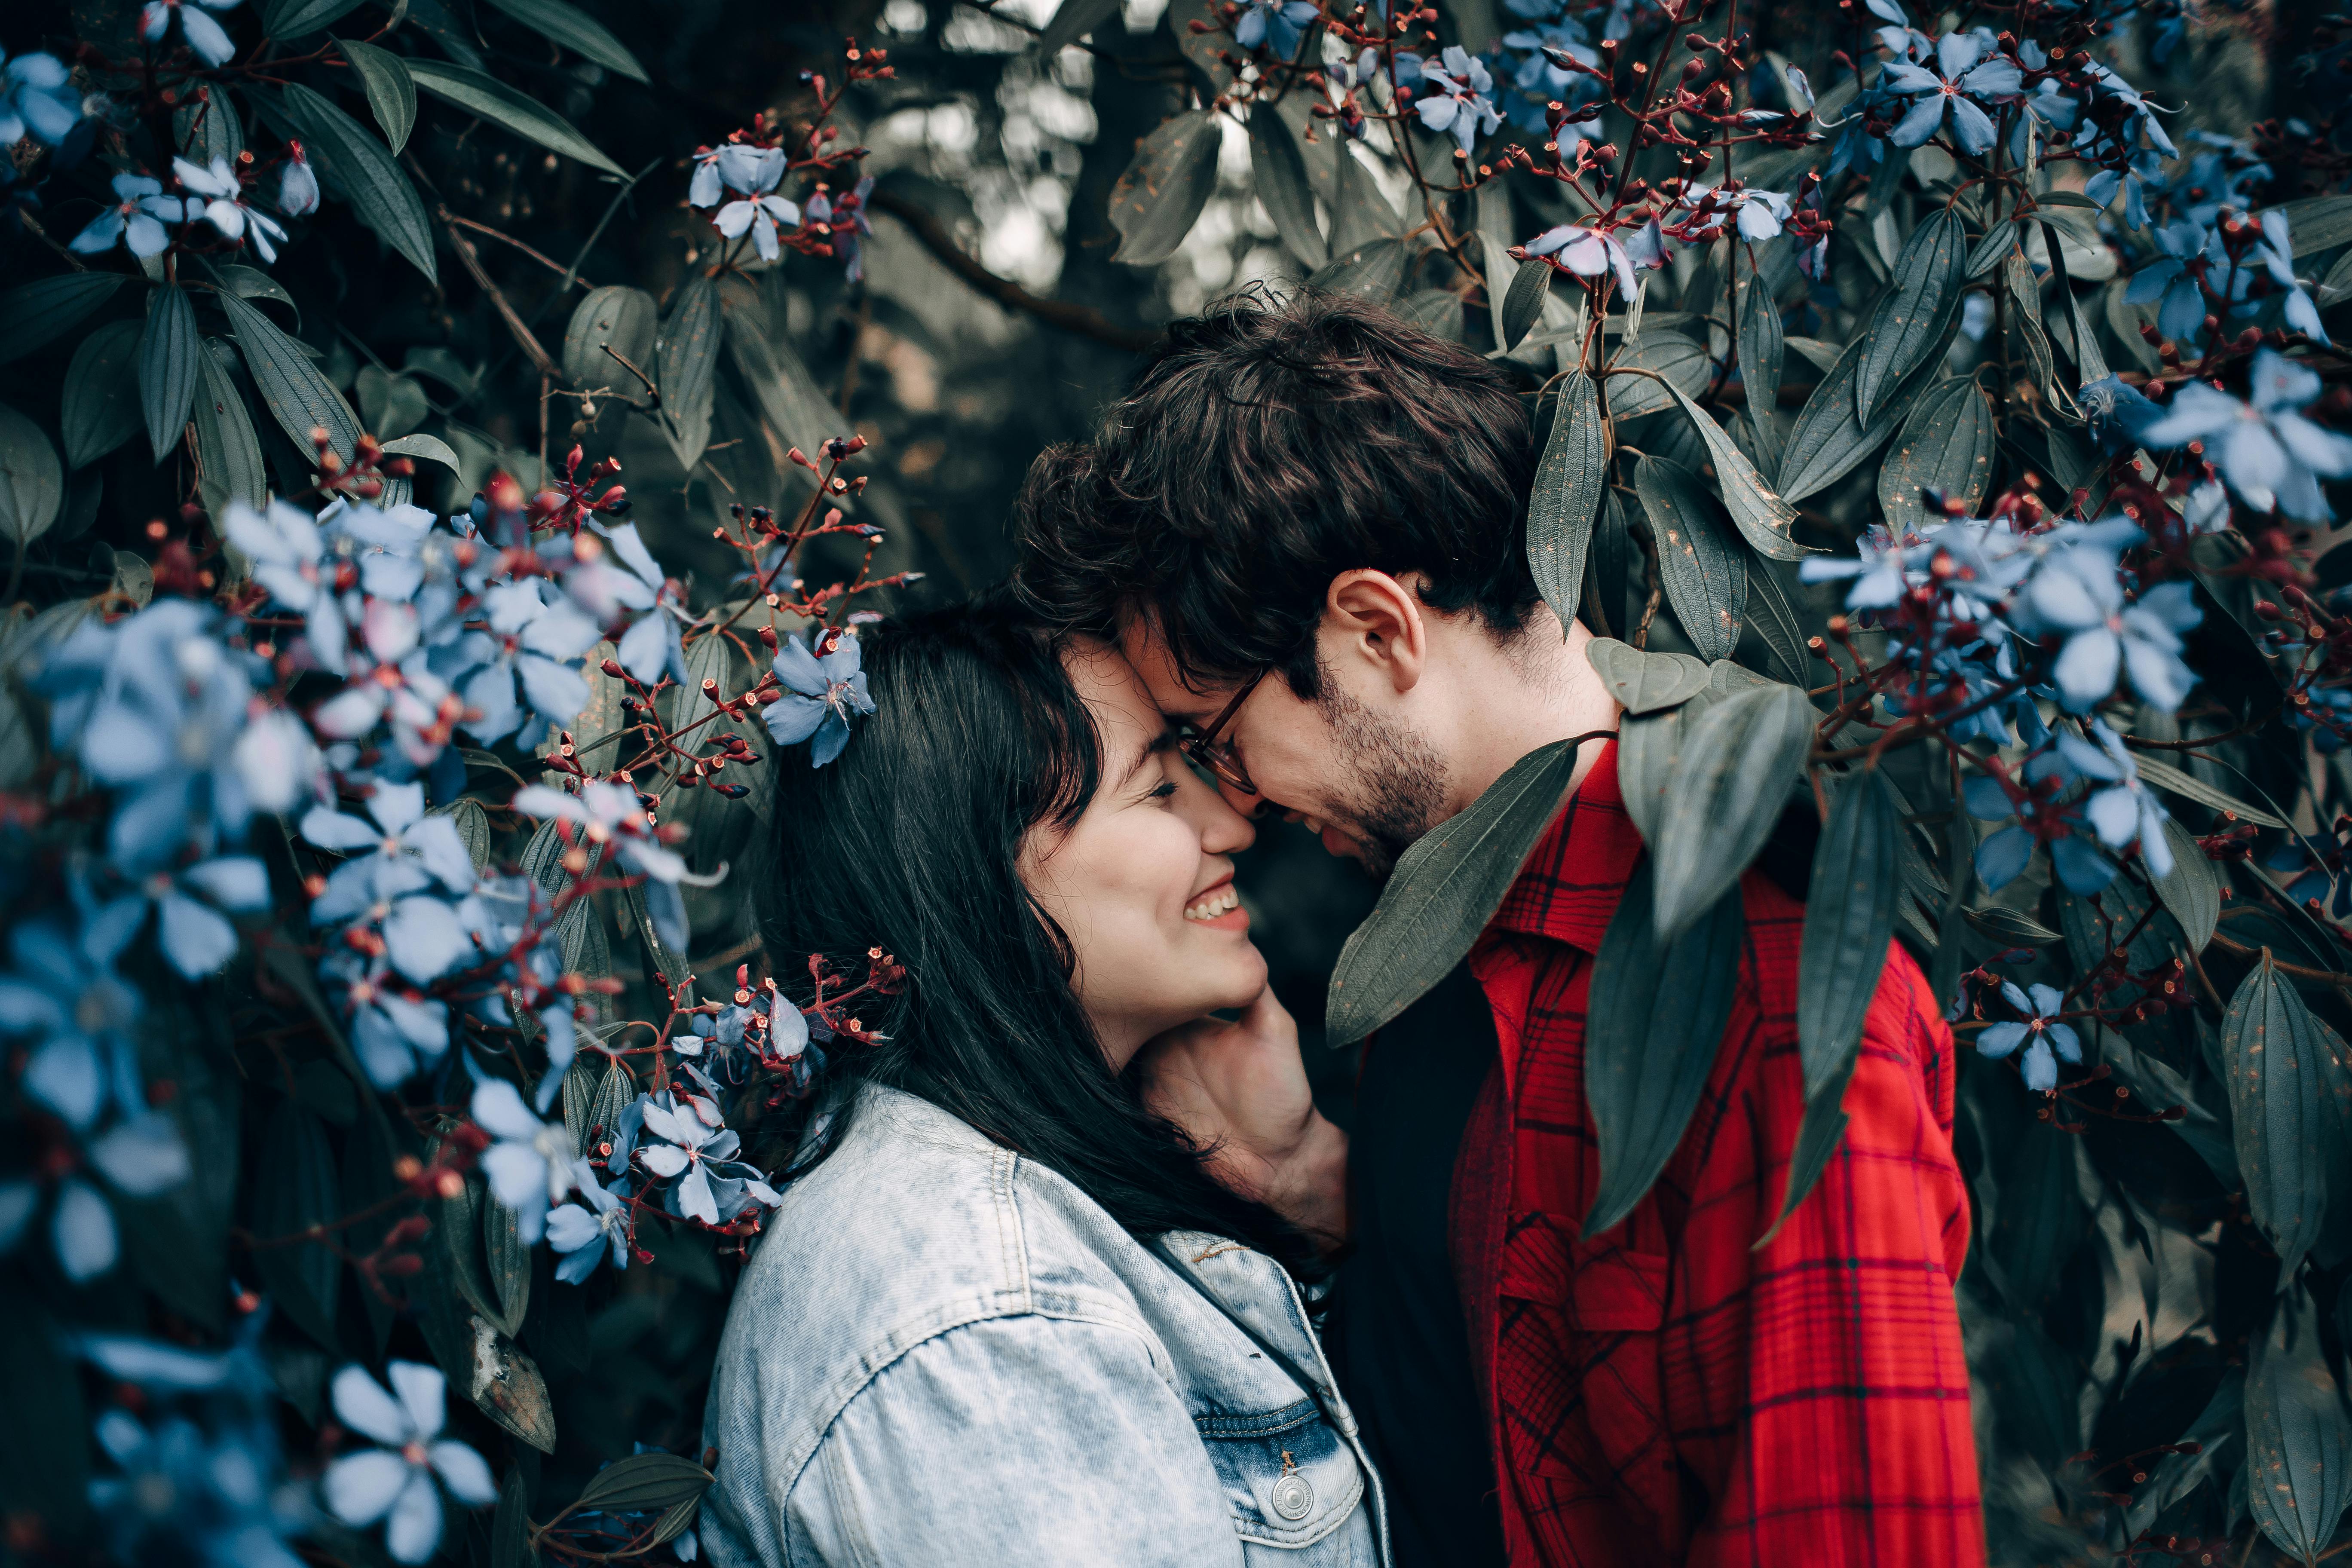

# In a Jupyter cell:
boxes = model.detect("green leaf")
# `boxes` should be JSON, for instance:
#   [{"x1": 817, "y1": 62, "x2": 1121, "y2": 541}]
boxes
[
  {"x1": 266, "y1": 0, "x2": 368, "y2": 36},
  {"x1": 175, "y1": 91, "x2": 243, "y2": 166},
  {"x1": 251, "y1": 1099, "x2": 343, "y2": 1351},
  {"x1": 2132, "y1": 753, "x2": 2289, "y2": 828},
  {"x1": 1736, "y1": 274, "x2": 1784, "y2": 482},
  {"x1": 564, "y1": 1058, "x2": 635, "y2": 1161},
  {"x1": 1617, "y1": 704, "x2": 1684, "y2": 845},
  {"x1": 1602, "y1": 331, "x2": 1708, "y2": 418},
  {"x1": 220, "y1": 291, "x2": 360, "y2": 461},
  {"x1": 1499, "y1": 255, "x2": 1551, "y2": 352},
  {"x1": 2149, "y1": 818, "x2": 2219, "y2": 952},
  {"x1": 1741, "y1": 556, "x2": 1811, "y2": 686},
  {"x1": 1964, "y1": 217, "x2": 2016, "y2": 280},
  {"x1": 657, "y1": 274, "x2": 721, "y2": 469},
  {"x1": 1329, "y1": 141, "x2": 1403, "y2": 256},
  {"x1": 381, "y1": 432, "x2": 461, "y2": 474},
  {"x1": 1324, "y1": 738, "x2": 1586, "y2": 1047},
  {"x1": 337, "y1": 36, "x2": 416, "y2": 152},
  {"x1": 2222, "y1": 951, "x2": 2334, "y2": 1285},
  {"x1": 1796, "y1": 769, "x2": 1901, "y2": 1100},
  {"x1": 2040, "y1": 222, "x2": 2109, "y2": 385},
  {"x1": 572, "y1": 1451, "x2": 715, "y2": 1515},
  {"x1": 1583, "y1": 637, "x2": 1709, "y2": 715},
  {"x1": 440, "y1": 1167, "x2": 507, "y2": 1329},
  {"x1": 1963, "y1": 904, "x2": 2062, "y2": 946},
  {"x1": 1755, "y1": 1034, "x2": 1860, "y2": 1250},
  {"x1": 191, "y1": 341, "x2": 268, "y2": 516},
  {"x1": 280, "y1": 82, "x2": 438, "y2": 284},
  {"x1": 0, "y1": 404, "x2": 64, "y2": 549},
  {"x1": 1856, "y1": 208, "x2": 1966, "y2": 423},
  {"x1": 484, "y1": 1192, "x2": 532, "y2": 1337},
  {"x1": 214, "y1": 262, "x2": 298, "y2": 324},
  {"x1": 0, "y1": 273, "x2": 129, "y2": 365},
  {"x1": 1657, "y1": 378, "x2": 1804, "y2": 562},
  {"x1": 354, "y1": 365, "x2": 428, "y2": 438},
  {"x1": 1634, "y1": 453, "x2": 1746, "y2": 664},
  {"x1": 407, "y1": 60, "x2": 628, "y2": 177},
  {"x1": 483, "y1": 0, "x2": 649, "y2": 80},
  {"x1": 1108, "y1": 110, "x2": 1221, "y2": 267},
  {"x1": 141, "y1": 284, "x2": 202, "y2": 463},
  {"x1": 2247, "y1": 1284, "x2": 2352, "y2": 1561},
  {"x1": 1876, "y1": 376, "x2": 1994, "y2": 530},
  {"x1": 1307, "y1": 236, "x2": 1409, "y2": 302},
  {"x1": 493, "y1": 1467, "x2": 537, "y2": 1568},
  {"x1": 1526, "y1": 371, "x2": 1602, "y2": 630},
  {"x1": 1776, "y1": 328, "x2": 1939, "y2": 503},
  {"x1": 1037, "y1": 0, "x2": 1123, "y2": 51},
  {"x1": 720, "y1": 281, "x2": 837, "y2": 481},
  {"x1": 0, "y1": 1291, "x2": 88, "y2": 1539},
  {"x1": 1582, "y1": 861, "x2": 1745, "y2": 1237},
  {"x1": 2124, "y1": 1370, "x2": 2244, "y2": 1542},
  {"x1": 2267, "y1": 193, "x2": 2352, "y2": 257},
  {"x1": 1649, "y1": 680, "x2": 1814, "y2": 942},
  {"x1": 1246, "y1": 107, "x2": 1324, "y2": 269}
]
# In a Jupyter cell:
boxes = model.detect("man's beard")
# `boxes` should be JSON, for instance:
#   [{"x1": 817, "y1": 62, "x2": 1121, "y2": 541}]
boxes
[{"x1": 1315, "y1": 681, "x2": 1449, "y2": 881}]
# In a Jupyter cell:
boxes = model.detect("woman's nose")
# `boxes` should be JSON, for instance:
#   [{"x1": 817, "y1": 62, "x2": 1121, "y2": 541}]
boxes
[{"x1": 1173, "y1": 763, "x2": 1257, "y2": 854}]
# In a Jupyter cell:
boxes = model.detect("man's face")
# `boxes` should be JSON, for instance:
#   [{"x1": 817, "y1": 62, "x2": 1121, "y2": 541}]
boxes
[{"x1": 1119, "y1": 619, "x2": 1449, "y2": 880}]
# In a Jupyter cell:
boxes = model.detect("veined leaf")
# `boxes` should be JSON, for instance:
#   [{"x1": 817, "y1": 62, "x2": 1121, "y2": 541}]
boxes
[
  {"x1": 1650, "y1": 680, "x2": 1814, "y2": 942},
  {"x1": 1743, "y1": 557, "x2": 1812, "y2": 686},
  {"x1": 2041, "y1": 220, "x2": 2110, "y2": 384},
  {"x1": 1325, "y1": 737, "x2": 1586, "y2": 1047},
  {"x1": 1777, "y1": 329, "x2": 1940, "y2": 503},
  {"x1": 0, "y1": 273, "x2": 129, "y2": 365},
  {"x1": 0, "y1": 404, "x2": 63, "y2": 548},
  {"x1": 1965, "y1": 217, "x2": 2016, "y2": 280},
  {"x1": 190, "y1": 343, "x2": 267, "y2": 517},
  {"x1": 1308, "y1": 236, "x2": 1409, "y2": 302},
  {"x1": 1796, "y1": 769, "x2": 1900, "y2": 1100},
  {"x1": 2267, "y1": 193, "x2": 2352, "y2": 257},
  {"x1": 2221, "y1": 951, "x2": 2331, "y2": 1284},
  {"x1": 1246, "y1": 108, "x2": 1324, "y2": 269},
  {"x1": 61, "y1": 319, "x2": 146, "y2": 469},
  {"x1": 140, "y1": 285, "x2": 202, "y2": 463},
  {"x1": 563, "y1": 284, "x2": 658, "y2": 398},
  {"x1": 1602, "y1": 332, "x2": 1708, "y2": 418},
  {"x1": 1499, "y1": 254, "x2": 1551, "y2": 352},
  {"x1": 280, "y1": 83, "x2": 438, "y2": 285},
  {"x1": 407, "y1": 60, "x2": 628, "y2": 177},
  {"x1": 2150, "y1": 817, "x2": 2220, "y2": 952},
  {"x1": 266, "y1": 0, "x2": 365, "y2": 34},
  {"x1": 657, "y1": 275, "x2": 721, "y2": 469},
  {"x1": 573, "y1": 1451, "x2": 714, "y2": 1514},
  {"x1": 380, "y1": 432, "x2": 461, "y2": 474},
  {"x1": 1329, "y1": 142, "x2": 1403, "y2": 256},
  {"x1": 2247, "y1": 1285, "x2": 2352, "y2": 1561},
  {"x1": 1526, "y1": 371, "x2": 1603, "y2": 630},
  {"x1": 1108, "y1": 110, "x2": 1220, "y2": 267},
  {"x1": 1635, "y1": 454, "x2": 1746, "y2": 664},
  {"x1": 1658, "y1": 378, "x2": 1804, "y2": 562},
  {"x1": 1877, "y1": 375, "x2": 1994, "y2": 530},
  {"x1": 251, "y1": 1100, "x2": 342, "y2": 1349},
  {"x1": 1857, "y1": 208, "x2": 1966, "y2": 423},
  {"x1": 1583, "y1": 637, "x2": 1709, "y2": 715},
  {"x1": 218, "y1": 291, "x2": 361, "y2": 461},
  {"x1": 336, "y1": 37, "x2": 415, "y2": 153},
  {"x1": 2132, "y1": 753, "x2": 2289, "y2": 828},
  {"x1": 1736, "y1": 274, "x2": 1784, "y2": 482},
  {"x1": 483, "y1": 0, "x2": 649, "y2": 81},
  {"x1": 1582, "y1": 861, "x2": 1745, "y2": 1237}
]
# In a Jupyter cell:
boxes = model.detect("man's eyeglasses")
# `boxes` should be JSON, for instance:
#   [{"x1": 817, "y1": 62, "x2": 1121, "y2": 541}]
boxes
[{"x1": 1176, "y1": 668, "x2": 1268, "y2": 798}]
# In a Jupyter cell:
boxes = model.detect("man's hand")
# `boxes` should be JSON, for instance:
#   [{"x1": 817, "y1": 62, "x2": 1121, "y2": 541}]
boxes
[{"x1": 1135, "y1": 986, "x2": 1349, "y2": 1248}]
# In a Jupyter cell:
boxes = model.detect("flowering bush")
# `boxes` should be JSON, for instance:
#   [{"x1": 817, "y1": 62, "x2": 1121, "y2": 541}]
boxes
[{"x1": 0, "y1": 0, "x2": 2346, "y2": 1562}]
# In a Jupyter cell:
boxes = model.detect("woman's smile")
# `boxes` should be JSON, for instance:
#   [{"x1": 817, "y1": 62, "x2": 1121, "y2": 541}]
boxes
[{"x1": 1182, "y1": 876, "x2": 1248, "y2": 928}]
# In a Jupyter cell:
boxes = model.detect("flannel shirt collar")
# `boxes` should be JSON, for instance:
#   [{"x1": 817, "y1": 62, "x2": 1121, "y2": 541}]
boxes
[{"x1": 1482, "y1": 738, "x2": 1640, "y2": 956}]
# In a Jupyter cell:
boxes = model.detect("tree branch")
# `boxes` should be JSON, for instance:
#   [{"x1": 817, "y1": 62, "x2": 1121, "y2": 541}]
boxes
[{"x1": 867, "y1": 190, "x2": 1161, "y2": 355}]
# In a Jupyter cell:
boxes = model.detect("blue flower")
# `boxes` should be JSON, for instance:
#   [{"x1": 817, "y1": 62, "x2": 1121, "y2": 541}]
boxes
[
  {"x1": 225, "y1": 498, "x2": 352, "y2": 674},
  {"x1": 2053, "y1": 718, "x2": 2173, "y2": 876},
  {"x1": 471, "y1": 1078, "x2": 580, "y2": 1244},
  {"x1": 1878, "y1": 33, "x2": 2023, "y2": 156},
  {"x1": 140, "y1": 0, "x2": 241, "y2": 66},
  {"x1": 176, "y1": 155, "x2": 286, "y2": 263},
  {"x1": 547, "y1": 1161, "x2": 633, "y2": 1283},
  {"x1": 2124, "y1": 218, "x2": 2219, "y2": 343},
  {"x1": 89, "y1": 1412, "x2": 305, "y2": 1568},
  {"x1": 435, "y1": 577, "x2": 598, "y2": 747},
  {"x1": 70, "y1": 172, "x2": 181, "y2": 258},
  {"x1": 140, "y1": 854, "x2": 273, "y2": 979},
  {"x1": 279, "y1": 144, "x2": 318, "y2": 216},
  {"x1": 1965, "y1": 755, "x2": 2116, "y2": 895},
  {"x1": 322, "y1": 1363, "x2": 498, "y2": 1565},
  {"x1": 634, "y1": 1096, "x2": 781, "y2": 1225},
  {"x1": 0, "y1": 906, "x2": 149, "y2": 1136},
  {"x1": 511, "y1": 778, "x2": 692, "y2": 949},
  {"x1": 1976, "y1": 980, "x2": 2081, "y2": 1091},
  {"x1": 300, "y1": 780, "x2": 479, "y2": 926},
  {"x1": 0, "y1": 50, "x2": 86, "y2": 145},
  {"x1": 764, "y1": 631, "x2": 875, "y2": 767},
  {"x1": 1234, "y1": 0, "x2": 1319, "y2": 55},
  {"x1": 1799, "y1": 523, "x2": 1922, "y2": 609},
  {"x1": 1525, "y1": 221, "x2": 1640, "y2": 301},
  {"x1": 2011, "y1": 528, "x2": 2200, "y2": 713},
  {"x1": 320, "y1": 950, "x2": 450, "y2": 1088},
  {"x1": 2078, "y1": 372, "x2": 2162, "y2": 453},
  {"x1": 2139, "y1": 348, "x2": 2352, "y2": 521},
  {"x1": 1415, "y1": 46, "x2": 1503, "y2": 156}
]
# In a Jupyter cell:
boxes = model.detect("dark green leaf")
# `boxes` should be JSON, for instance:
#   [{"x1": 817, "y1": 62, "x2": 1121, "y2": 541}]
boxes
[
  {"x1": 1583, "y1": 637, "x2": 1709, "y2": 714},
  {"x1": 484, "y1": 1194, "x2": 532, "y2": 1337},
  {"x1": 440, "y1": 1168, "x2": 506, "y2": 1329},
  {"x1": 281, "y1": 83, "x2": 438, "y2": 285},
  {"x1": 1582, "y1": 861, "x2": 1745, "y2": 1237},
  {"x1": 266, "y1": 0, "x2": 367, "y2": 36},
  {"x1": 2125, "y1": 1370, "x2": 2243, "y2": 1541},
  {"x1": 1325, "y1": 738, "x2": 1586, "y2": 1046},
  {"x1": 2267, "y1": 193, "x2": 2352, "y2": 256},
  {"x1": 1650, "y1": 680, "x2": 1815, "y2": 942},
  {"x1": 141, "y1": 284, "x2": 202, "y2": 463},
  {"x1": 2150, "y1": 818, "x2": 2220, "y2": 952},
  {"x1": 493, "y1": 1467, "x2": 537, "y2": 1568},
  {"x1": 1617, "y1": 704, "x2": 1687, "y2": 845},
  {"x1": 1776, "y1": 328, "x2": 1940, "y2": 502},
  {"x1": 1634, "y1": 454, "x2": 1746, "y2": 664},
  {"x1": 2040, "y1": 222, "x2": 2109, "y2": 384},
  {"x1": 2222, "y1": 951, "x2": 2333, "y2": 1283},
  {"x1": 1963, "y1": 904, "x2": 2062, "y2": 947},
  {"x1": 1736, "y1": 274, "x2": 1784, "y2": 482},
  {"x1": 1964, "y1": 217, "x2": 2016, "y2": 280},
  {"x1": 1392, "y1": 289, "x2": 1464, "y2": 340},
  {"x1": 1742, "y1": 557, "x2": 1811, "y2": 685},
  {"x1": 1329, "y1": 141, "x2": 1403, "y2": 256},
  {"x1": 175, "y1": 91, "x2": 242, "y2": 166},
  {"x1": 1856, "y1": 208, "x2": 1966, "y2": 423},
  {"x1": 1602, "y1": 332, "x2": 1708, "y2": 418},
  {"x1": 565, "y1": 1058, "x2": 634, "y2": 1161},
  {"x1": 0, "y1": 404, "x2": 64, "y2": 548},
  {"x1": 191, "y1": 340, "x2": 267, "y2": 515},
  {"x1": 720, "y1": 281, "x2": 836, "y2": 479},
  {"x1": 466, "y1": 1317, "x2": 559, "y2": 1453},
  {"x1": 1499, "y1": 256, "x2": 1551, "y2": 352},
  {"x1": 1526, "y1": 371, "x2": 1602, "y2": 629},
  {"x1": 1246, "y1": 108, "x2": 1324, "y2": 269},
  {"x1": 214, "y1": 263, "x2": 297, "y2": 323},
  {"x1": 252, "y1": 1099, "x2": 343, "y2": 1351},
  {"x1": 219, "y1": 290, "x2": 361, "y2": 461},
  {"x1": 0, "y1": 1291, "x2": 88, "y2": 1538},
  {"x1": 1307, "y1": 236, "x2": 1409, "y2": 302},
  {"x1": 354, "y1": 365, "x2": 427, "y2": 438},
  {"x1": 572, "y1": 1451, "x2": 715, "y2": 1515},
  {"x1": 657, "y1": 275, "x2": 721, "y2": 468},
  {"x1": 483, "y1": 0, "x2": 649, "y2": 80},
  {"x1": 381, "y1": 432, "x2": 460, "y2": 474},
  {"x1": 2133, "y1": 753, "x2": 2289, "y2": 828},
  {"x1": 0, "y1": 273, "x2": 129, "y2": 365},
  {"x1": 407, "y1": 60, "x2": 628, "y2": 177},
  {"x1": 1877, "y1": 376, "x2": 1994, "y2": 530},
  {"x1": 1108, "y1": 110, "x2": 1221, "y2": 267},
  {"x1": 1038, "y1": 0, "x2": 1122, "y2": 51},
  {"x1": 2247, "y1": 1284, "x2": 2352, "y2": 1561},
  {"x1": 1657, "y1": 378, "x2": 1804, "y2": 562},
  {"x1": 1983, "y1": 1106, "x2": 2089, "y2": 1309},
  {"x1": 1798, "y1": 769, "x2": 1902, "y2": 1099},
  {"x1": 337, "y1": 36, "x2": 416, "y2": 153}
]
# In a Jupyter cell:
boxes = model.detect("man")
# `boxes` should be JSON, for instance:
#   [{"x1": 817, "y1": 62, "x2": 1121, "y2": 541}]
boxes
[{"x1": 1016, "y1": 290, "x2": 1984, "y2": 1567}]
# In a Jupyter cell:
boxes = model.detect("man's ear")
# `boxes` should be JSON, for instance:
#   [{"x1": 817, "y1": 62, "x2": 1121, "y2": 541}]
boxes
[{"x1": 1323, "y1": 570, "x2": 1427, "y2": 695}]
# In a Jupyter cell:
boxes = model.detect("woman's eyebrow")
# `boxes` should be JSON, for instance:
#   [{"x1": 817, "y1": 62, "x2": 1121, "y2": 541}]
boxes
[{"x1": 1112, "y1": 734, "x2": 1157, "y2": 789}]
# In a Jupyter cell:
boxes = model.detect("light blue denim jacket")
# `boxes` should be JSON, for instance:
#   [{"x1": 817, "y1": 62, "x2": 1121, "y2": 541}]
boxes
[{"x1": 698, "y1": 1084, "x2": 1388, "y2": 1568}]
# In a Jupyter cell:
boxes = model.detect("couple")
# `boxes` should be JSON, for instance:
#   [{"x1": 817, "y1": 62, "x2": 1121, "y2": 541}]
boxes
[{"x1": 698, "y1": 293, "x2": 1983, "y2": 1567}]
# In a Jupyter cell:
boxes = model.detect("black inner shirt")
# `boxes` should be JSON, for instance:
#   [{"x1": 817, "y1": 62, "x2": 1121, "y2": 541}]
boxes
[{"x1": 1320, "y1": 962, "x2": 1506, "y2": 1568}]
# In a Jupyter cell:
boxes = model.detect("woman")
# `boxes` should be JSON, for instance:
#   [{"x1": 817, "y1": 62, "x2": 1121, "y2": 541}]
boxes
[{"x1": 699, "y1": 597, "x2": 1382, "y2": 1567}]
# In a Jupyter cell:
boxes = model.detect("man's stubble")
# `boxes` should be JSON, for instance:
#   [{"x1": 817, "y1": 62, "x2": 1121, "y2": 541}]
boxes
[{"x1": 1313, "y1": 678, "x2": 1449, "y2": 882}]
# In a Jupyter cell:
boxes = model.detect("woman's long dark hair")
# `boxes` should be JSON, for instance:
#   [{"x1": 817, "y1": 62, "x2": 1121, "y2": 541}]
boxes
[{"x1": 753, "y1": 594, "x2": 1320, "y2": 1276}]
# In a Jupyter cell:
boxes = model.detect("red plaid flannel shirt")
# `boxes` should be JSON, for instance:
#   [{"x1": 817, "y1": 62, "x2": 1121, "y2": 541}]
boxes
[{"x1": 1450, "y1": 740, "x2": 1983, "y2": 1567}]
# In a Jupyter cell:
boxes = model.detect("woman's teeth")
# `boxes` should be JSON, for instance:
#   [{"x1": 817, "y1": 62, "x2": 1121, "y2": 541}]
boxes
[{"x1": 1184, "y1": 886, "x2": 1240, "y2": 922}]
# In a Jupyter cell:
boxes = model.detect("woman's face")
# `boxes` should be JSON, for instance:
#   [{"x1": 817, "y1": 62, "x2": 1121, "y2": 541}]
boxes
[{"x1": 1020, "y1": 642, "x2": 1267, "y2": 1070}]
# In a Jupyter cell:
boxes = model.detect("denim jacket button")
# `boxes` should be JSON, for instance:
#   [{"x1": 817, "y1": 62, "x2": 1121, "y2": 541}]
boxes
[{"x1": 1269, "y1": 1472, "x2": 1314, "y2": 1522}]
